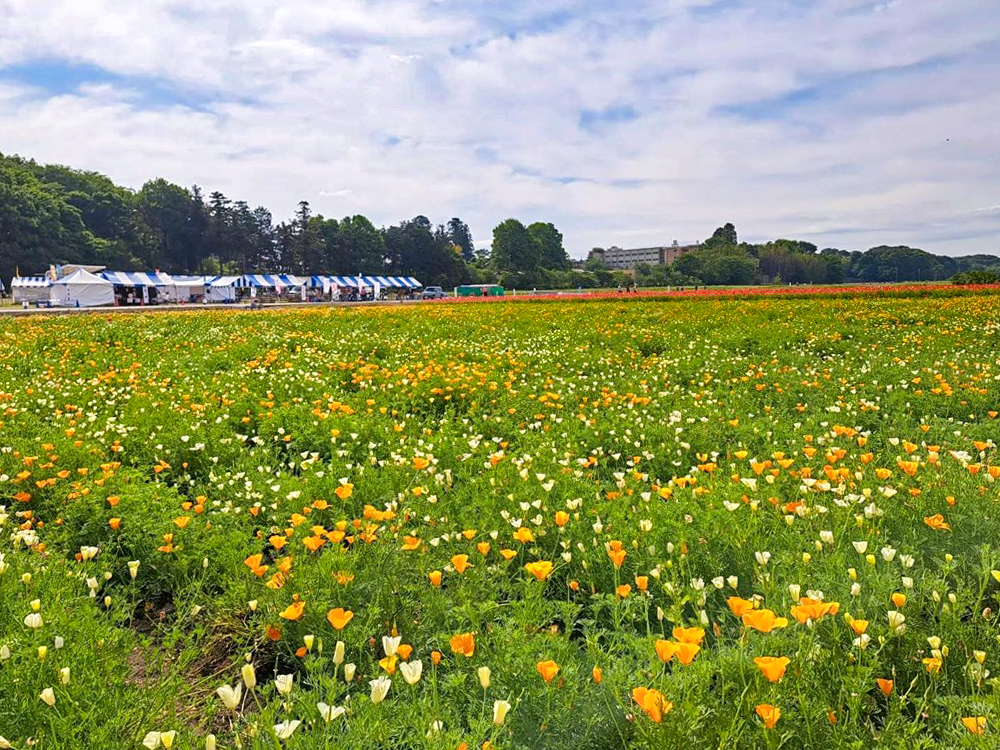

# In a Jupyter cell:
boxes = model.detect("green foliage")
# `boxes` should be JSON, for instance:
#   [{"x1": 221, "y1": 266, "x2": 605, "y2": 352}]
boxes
[
  {"x1": 0, "y1": 151, "x2": 477, "y2": 288},
  {"x1": 491, "y1": 218, "x2": 541, "y2": 277},
  {"x1": 528, "y1": 222, "x2": 570, "y2": 270},
  {"x1": 951, "y1": 270, "x2": 1000, "y2": 285}
]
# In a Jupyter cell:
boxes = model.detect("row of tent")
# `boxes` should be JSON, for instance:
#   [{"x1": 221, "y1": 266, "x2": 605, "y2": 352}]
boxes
[{"x1": 10, "y1": 271, "x2": 423, "y2": 307}]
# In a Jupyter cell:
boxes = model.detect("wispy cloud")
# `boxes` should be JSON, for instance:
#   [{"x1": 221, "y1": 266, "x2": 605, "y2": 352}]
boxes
[{"x1": 0, "y1": 0, "x2": 997, "y2": 255}]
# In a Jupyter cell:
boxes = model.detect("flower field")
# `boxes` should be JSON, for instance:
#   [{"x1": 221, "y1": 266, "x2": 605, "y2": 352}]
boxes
[{"x1": 2, "y1": 291, "x2": 1000, "y2": 749}]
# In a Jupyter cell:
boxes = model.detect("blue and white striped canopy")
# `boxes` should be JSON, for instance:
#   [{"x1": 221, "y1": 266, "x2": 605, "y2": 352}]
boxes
[
  {"x1": 309, "y1": 275, "x2": 369, "y2": 289},
  {"x1": 169, "y1": 275, "x2": 207, "y2": 285},
  {"x1": 11, "y1": 277, "x2": 52, "y2": 288},
  {"x1": 309, "y1": 275, "x2": 422, "y2": 289},
  {"x1": 101, "y1": 271, "x2": 173, "y2": 286},
  {"x1": 361, "y1": 275, "x2": 423, "y2": 289},
  {"x1": 236, "y1": 274, "x2": 305, "y2": 288},
  {"x1": 206, "y1": 276, "x2": 242, "y2": 287}
]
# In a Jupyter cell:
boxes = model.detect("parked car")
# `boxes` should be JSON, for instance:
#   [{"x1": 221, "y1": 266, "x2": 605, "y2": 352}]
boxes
[{"x1": 421, "y1": 286, "x2": 447, "y2": 299}]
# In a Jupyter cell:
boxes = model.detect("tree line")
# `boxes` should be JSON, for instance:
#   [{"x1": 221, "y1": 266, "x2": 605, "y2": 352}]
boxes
[
  {"x1": 0, "y1": 152, "x2": 583, "y2": 290},
  {"x1": 2, "y1": 152, "x2": 997, "y2": 290},
  {"x1": 592, "y1": 223, "x2": 1000, "y2": 287}
]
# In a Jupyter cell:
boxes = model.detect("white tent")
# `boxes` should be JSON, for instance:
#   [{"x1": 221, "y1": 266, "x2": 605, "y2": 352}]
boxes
[
  {"x1": 12, "y1": 277, "x2": 52, "y2": 304},
  {"x1": 49, "y1": 269, "x2": 114, "y2": 307},
  {"x1": 205, "y1": 276, "x2": 240, "y2": 303},
  {"x1": 167, "y1": 275, "x2": 207, "y2": 303}
]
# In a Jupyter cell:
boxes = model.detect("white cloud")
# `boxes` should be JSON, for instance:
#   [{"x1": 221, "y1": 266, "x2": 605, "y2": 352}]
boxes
[{"x1": 0, "y1": 0, "x2": 997, "y2": 255}]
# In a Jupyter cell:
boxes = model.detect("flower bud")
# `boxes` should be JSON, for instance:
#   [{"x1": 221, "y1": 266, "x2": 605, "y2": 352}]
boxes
[{"x1": 241, "y1": 663, "x2": 257, "y2": 690}]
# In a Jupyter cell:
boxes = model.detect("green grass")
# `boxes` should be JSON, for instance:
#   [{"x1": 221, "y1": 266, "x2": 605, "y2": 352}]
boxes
[{"x1": 1, "y1": 293, "x2": 999, "y2": 749}]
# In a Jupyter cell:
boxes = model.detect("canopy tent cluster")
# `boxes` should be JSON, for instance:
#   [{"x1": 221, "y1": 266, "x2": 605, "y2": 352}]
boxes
[
  {"x1": 309, "y1": 275, "x2": 422, "y2": 290},
  {"x1": 9, "y1": 271, "x2": 424, "y2": 307}
]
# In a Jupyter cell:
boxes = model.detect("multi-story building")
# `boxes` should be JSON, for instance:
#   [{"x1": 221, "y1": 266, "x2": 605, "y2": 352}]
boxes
[{"x1": 590, "y1": 242, "x2": 700, "y2": 269}]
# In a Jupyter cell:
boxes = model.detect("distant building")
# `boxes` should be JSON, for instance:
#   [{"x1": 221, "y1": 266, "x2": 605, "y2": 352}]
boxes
[{"x1": 591, "y1": 241, "x2": 700, "y2": 269}]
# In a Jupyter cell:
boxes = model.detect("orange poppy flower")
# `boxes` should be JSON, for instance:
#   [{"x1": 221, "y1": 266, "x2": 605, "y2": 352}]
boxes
[
  {"x1": 756, "y1": 703, "x2": 781, "y2": 729},
  {"x1": 790, "y1": 598, "x2": 840, "y2": 624},
  {"x1": 378, "y1": 654, "x2": 398, "y2": 674},
  {"x1": 401, "y1": 536, "x2": 421, "y2": 551},
  {"x1": 537, "y1": 660, "x2": 560, "y2": 683},
  {"x1": 672, "y1": 627, "x2": 705, "y2": 645},
  {"x1": 244, "y1": 553, "x2": 269, "y2": 577},
  {"x1": 742, "y1": 608, "x2": 788, "y2": 633},
  {"x1": 631, "y1": 687, "x2": 671, "y2": 723},
  {"x1": 923, "y1": 514, "x2": 950, "y2": 531},
  {"x1": 616, "y1": 584, "x2": 631, "y2": 598},
  {"x1": 449, "y1": 632, "x2": 475, "y2": 658},
  {"x1": 500, "y1": 549, "x2": 518, "y2": 560},
  {"x1": 877, "y1": 678, "x2": 893, "y2": 696},
  {"x1": 513, "y1": 527, "x2": 535, "y2": 544},
  {"x1": 279, "y1": 601, "x2": 305, "y2": 621},
  {"x1": 654, "y1": 639, "x2": 677, "y2": 663},
  {"x1": 303, "y1": 535, "x2": 326, "y2": 552},
  {"x1": 592, "y1": 666, "x2": 603, "y2": 683},
  {"x1": 525, "y1": 561, "x2": 554, "y2": 581},
  {"x1": 451, "y1": 554, "x2": 472, "y2": 573},
  {"x1": 606, "y1": 542, "x2": 626, "y2": 568},
  {"x1": 554, "y1": 511, "x2": 569, "y2": 527},
  {"x1": 326, "y1": 607, "x2": 353, "y2": 630},
  {"x1": 754, "y1": 656, "x2": 790, "y2": 682},
  {"x1": 429, "y1": 570, "x2": 442, "y2": 587},
  {"x1": 334, "y1": 484, "x2": 353, "y2": 500},
  {"x1": 727, "y1": 596, "x2": 754, "y2": 617},
  {"x1": 674, "y1": 642, "x2": 700, "y2": 665},
  {"x1": 962, "y1": 717, "x2": 986, "y2": 735}
]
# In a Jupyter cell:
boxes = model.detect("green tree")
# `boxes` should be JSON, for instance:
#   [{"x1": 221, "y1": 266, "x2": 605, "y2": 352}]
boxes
[
  {"x1": 491, "y1": 219, "x2": 540, "y2": 276},
  {"x1": 0, "y1": 155, "x2": 99, "y2": 283},
  {"x1": 447, "y1": 218, "x2": 475, "y2": 261},
  {"x1": 704, "y1": 222, "x2": 738, "y2": 249},
  {"x1": 339, "y1": 215, "x2": 385, "y2": 274},
  {"x1": 384, "y1": 216, "x2": 465, "y2": 287},
  {"x1": 136, "y1": 179, "x2": 200, "y2": 271},
  {"x1": 528, "y1": 221, "x2": 569, "y2": 270},
  {"x1": 293, "y1": 201, "x2": 323, "y2": 274}
]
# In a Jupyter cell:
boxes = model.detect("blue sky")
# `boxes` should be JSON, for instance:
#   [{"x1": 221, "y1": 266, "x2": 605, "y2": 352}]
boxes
[{"x1": 0, "y1": 0, "x2": 998, "y2": 256}]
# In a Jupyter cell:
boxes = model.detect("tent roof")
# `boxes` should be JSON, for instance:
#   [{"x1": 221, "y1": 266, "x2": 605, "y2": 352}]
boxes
[
  {"x1": 53, "y1": 269, "x2": 112, "y2": 286},
  {"x1": 12, "y1": 277, "x2": 51, "y2": 288},
  {"x1": 237, "y1": 274, "x2": 305, "y2": 288},
  {"x1": 310, "y1": 275, "x2": 421, "y2": 289},
  {"x1": 206, "y1": 276, "x2": 243, "y2": 287},
  {"x1": 101, "y1": 271, "x2": 173, "y2": 286}
]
